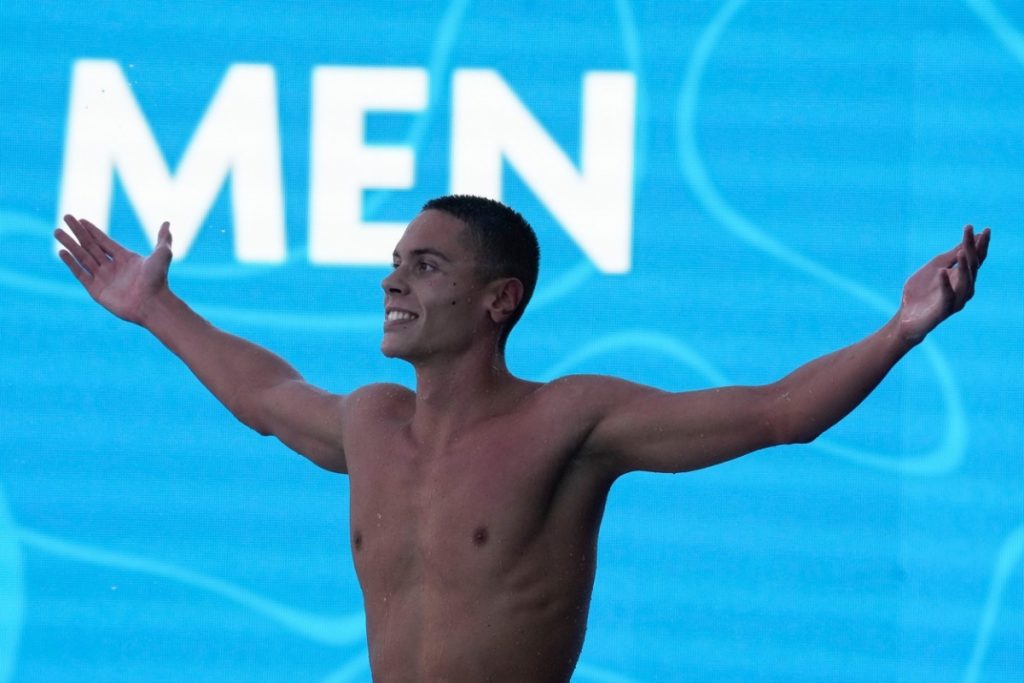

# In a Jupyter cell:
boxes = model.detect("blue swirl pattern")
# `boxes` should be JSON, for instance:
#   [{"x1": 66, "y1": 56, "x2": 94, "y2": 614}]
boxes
[{"x1": 0, "y1": 0, "x2": 1020, "y2": 681}]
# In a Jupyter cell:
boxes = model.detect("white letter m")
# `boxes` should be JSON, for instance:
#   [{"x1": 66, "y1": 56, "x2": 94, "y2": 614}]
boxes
[{"x1": 56, "y1": 59, "x2": 284, "y2": 261}]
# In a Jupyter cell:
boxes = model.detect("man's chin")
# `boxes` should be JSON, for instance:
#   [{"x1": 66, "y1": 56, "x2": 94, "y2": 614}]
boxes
[{"x1": 380, "y1": 338, "x2": 410, "y2": 360}]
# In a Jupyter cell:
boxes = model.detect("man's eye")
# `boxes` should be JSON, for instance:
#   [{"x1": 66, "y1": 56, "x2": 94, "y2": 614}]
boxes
[{"x1": 418, "y1": 262, "x2": 436, "y2": 272}]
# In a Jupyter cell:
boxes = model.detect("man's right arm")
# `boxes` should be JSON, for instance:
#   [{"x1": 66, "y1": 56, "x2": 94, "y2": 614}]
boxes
[
  {"x1": 141, "y1": 290, "x2": 349, "y2": 472},
  {"x1": 56, "y1": 215, "x2": 348, "y2": 473}
]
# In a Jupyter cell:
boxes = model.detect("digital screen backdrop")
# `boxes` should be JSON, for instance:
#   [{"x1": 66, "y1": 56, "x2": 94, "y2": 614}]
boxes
[{"x1": 1, "y1": 1, "x2": 1022, "y2": 681}]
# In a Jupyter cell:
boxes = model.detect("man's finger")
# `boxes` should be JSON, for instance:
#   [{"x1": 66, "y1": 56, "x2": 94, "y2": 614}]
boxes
[
  {"x1": 54, "y1": 228, "x2": 96, "y2": 274},
  {"x1": 58, "y1": 248, "x2": 92, "y2": 286},
  {"x1": 961, "y1": 225, "x2": 980, "y2": 274},
  {"x1": 80, "y1": 217, "x2": 126, "y2": 258},
  {"x1": 62, "y1": 215, "x2": 106, "y2": 269},
  {"x1": 954, "y1": 250, "x2": 973, "y2": 308},
  {"x1": 937, "y1": 268, "x2": 957, "y2": 311},
  {"x1": 976, "y1": 227, "x2": 991, "y2": 265}
]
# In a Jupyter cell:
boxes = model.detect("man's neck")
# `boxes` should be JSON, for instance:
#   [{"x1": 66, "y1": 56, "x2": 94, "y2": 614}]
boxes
[{"x1": 409, "y1": 345, "x2": 522, "y2": 443}]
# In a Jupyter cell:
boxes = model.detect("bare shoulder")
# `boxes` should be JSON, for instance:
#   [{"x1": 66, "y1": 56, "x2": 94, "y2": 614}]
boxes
[
  {"x1": 345, "y1": 382, "x2": 414, "y2": 421},
  {"x1": 528, "y1": 374, "x2": 654, "y2": 439},
  {"x1": 534, "y1": 374, "x2": 653, "y2": 412}
]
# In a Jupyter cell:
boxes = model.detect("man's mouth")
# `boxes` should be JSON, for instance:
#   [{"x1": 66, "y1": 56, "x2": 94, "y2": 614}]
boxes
[{"x1": 385, "y1": 310, "x2": 418, "y2": 322}]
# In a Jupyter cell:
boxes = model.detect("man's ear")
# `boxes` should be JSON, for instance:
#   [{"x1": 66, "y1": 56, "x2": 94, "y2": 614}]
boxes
[{"x1": 487, "y1": 278, "x2": 525, "y2": 323}]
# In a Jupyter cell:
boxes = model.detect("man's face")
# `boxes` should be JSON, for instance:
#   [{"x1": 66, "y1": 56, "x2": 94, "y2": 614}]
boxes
[{"x1": 380, "y1": 210, "x2": 491, "y2": 361}]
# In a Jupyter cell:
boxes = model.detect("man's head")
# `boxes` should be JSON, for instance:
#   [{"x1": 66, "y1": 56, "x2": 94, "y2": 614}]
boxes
[
  {"x1": 380, "y1": 195, "x2": 540, "y2": 361},
  {"x1": 423, "y1": 195, "x2": 539, "y2": 345}
]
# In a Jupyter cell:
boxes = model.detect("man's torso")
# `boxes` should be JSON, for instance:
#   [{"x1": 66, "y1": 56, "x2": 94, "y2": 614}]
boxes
[{"x1": 342, "y1": 378, "x2": 617, "y2": 682}]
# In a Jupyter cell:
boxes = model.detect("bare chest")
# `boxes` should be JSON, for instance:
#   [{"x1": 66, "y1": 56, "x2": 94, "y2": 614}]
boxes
[{"x1": 346, "y1": 422, "x2": 575, "y2": 588}]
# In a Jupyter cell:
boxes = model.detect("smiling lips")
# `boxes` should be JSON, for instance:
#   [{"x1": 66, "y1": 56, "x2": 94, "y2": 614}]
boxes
[{"x1": 385, "y1": 309, "x2": 418, "y2": 325}]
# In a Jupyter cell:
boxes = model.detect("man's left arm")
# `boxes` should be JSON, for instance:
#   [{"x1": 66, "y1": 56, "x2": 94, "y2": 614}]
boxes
[{"x1": 581, "y1": 226, "x2": 990, "y2": 476}]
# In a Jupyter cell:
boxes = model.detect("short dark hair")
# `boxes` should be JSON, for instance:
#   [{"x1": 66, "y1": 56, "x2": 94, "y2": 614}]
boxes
[{"x1": 422, "y1": 194, "x2": 540, "y2": 348}]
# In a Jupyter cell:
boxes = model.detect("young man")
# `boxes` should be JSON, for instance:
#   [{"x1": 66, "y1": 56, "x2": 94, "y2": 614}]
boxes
[{"x1": 55, "y1": 195, "x2": 989, "y2": 682}]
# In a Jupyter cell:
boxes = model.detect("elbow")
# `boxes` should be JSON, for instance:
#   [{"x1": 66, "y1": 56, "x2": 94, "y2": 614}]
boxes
[
  {"x1": 771, "y1": 413, "x2": 822, "y2": 446},
  {"x1": 243, "y1": 410, "x2": 274, "y2": 437},
  {"x1": 764, "y1": 386, "x2": 820, "y2": 446},
  {"x1": 784, "y1": 427, "x2": 819, "y2": 446},
  {"x1": 228, "y1": 398, "x2": 272, "y2": 436}
]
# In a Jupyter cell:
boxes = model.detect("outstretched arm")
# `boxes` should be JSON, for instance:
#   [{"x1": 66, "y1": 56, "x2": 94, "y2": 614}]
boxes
[
  {"x1": 55, "y1": 216, "x2": 349, "y2": 473},
  {"x1": 581, "y1": 226, "x2": 991, "y2": 476}
]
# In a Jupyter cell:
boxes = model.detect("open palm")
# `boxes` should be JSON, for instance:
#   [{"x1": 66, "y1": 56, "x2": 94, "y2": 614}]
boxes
[
  {"x1": 55, "y1": 215, "x2": 173, "y2": 325},
  {"x1": 898, "y1": 225, "x2": 990, "y2": 345}
]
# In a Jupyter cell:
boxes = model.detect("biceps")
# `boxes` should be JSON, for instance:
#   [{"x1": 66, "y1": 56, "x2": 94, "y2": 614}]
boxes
[
  {"x1": 592, "y1": 385, "x2": 781, "y2": 475},
  {"x1": 258, "y1": 380, "x2": 348, "y2": 472}
]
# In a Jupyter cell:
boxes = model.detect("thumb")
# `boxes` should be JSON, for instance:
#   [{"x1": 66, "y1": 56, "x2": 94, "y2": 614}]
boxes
[
  {"x1": 157, "y1": 221, "x2": 173, "y2": 249},
  {"x1": 152, "y1": 221, "x2": 173, "y2": 270}
]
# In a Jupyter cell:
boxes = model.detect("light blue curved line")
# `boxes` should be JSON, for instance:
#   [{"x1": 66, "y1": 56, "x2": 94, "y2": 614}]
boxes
[
  {"x1": 0, "y1": 207, "x2": 380, "y2": 331},
  {"x1": 677, "y1": 0, "x2": 893, "y2": 314},
  {"x1": 15, "y1": 526, "x2": 366, "y2": 647},
  {"x1": 317, "y1": 653, "x2": 643, "y2": 683},
  {"x1": 181, "y1": 0, "x2": 472, "y2": 270},
  {"x1": 194, "y1": 305, "x2": 382, "y2": 332},
  {"x1": 0, "y1": 258, "x2": 383, "y2": 331},
  {"x1": 168, "y1": 0, "x2": 475, "y2": 271},
  {"x1": 0, "y1": 266, "x2": 91, "y2": 302},
  {"x1": 531, "y1": 261, "x2": 596, "y2": 311},
  {"x1": 28, "y1": 0, "x2": 474, "y2": 281},
  {"x1": 574, "y1": 662, "x2": 641, "y2": 683},
  {"x1": 2, "y1": 206, "x2": 598, "y2": 331},
  {"x1": 540, "y1": 330, "x2": 966, "y2": 475},
  {"x1": 675, "y1": 0, "x2": 967, "y2": 475},
  {"x1": 614, "y1": 0, "x2": 648, "y2": 186},
  {"x1": 0, "y1": 208, "x2": 51, "y2": 236},
  {"x1": 813, "y1": 340, "x2": 967, "y2": 476},
  {"x1": 962, "y1": 525, "x2": 1024, "y2": 683},
  {"x1": 174, "y1": 261, "x2": 279, "y2": 280},
  {"x1": 539, "y1": 330, "x2": 730, "y2": 386},
  {"x1": 363, "y1": 0, "x2": 473, "y2": 221},
  {"x1": 0, "y1": 488, "x2": 25, "y2": 683},
  {"x1": 965, "y1": 0, "x2": 1024, "y2": 65},
  {"x1": 529, "y1": 1, "x2": 643, "y2": 306},
  {"x1": 319, "y1": 651, "x2": 371, "y2": 683}
]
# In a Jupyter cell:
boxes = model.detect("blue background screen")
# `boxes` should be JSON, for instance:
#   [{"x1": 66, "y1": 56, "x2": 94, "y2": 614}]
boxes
[{"x1": 1, "y1": 1, "x2": 1021, "y2": 681}]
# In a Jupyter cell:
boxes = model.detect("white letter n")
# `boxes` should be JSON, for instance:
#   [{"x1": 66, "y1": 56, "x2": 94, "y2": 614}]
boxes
[
  {"x1": 56, "y1": 59, "x2": 285, "y2": 261},
  {"x1": 451, "y1": 70, "x2": 635, "y2": 274}
]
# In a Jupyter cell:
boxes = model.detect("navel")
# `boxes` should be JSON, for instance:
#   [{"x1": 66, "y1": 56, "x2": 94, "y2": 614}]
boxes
[{"x1": 472, "y1": 526, "x2": 489, "y2": 546}]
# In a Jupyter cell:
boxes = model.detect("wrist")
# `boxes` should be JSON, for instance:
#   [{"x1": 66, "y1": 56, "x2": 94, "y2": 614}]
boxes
[
  {"x1": 886, "y1": 313, "x2": 921, "y2": 354},
  {"x1": 136, "y1": 286, "x2": 177, "y2": 329}
]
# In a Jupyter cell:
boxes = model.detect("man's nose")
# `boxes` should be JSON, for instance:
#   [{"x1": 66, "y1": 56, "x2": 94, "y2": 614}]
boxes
[{"x1": 381, "y1": 268, "x2": 407, "y2": 295}]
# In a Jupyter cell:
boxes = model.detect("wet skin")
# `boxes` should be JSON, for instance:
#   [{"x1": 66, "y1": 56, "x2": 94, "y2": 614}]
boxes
[
  {"x1": 345, "y1": 211, "x2": 619, "y2": 680},
  {"x1": 265, "y1": 213, "x2": 990, "y2": 681},
  {"x1": 55, "y1": 208, "x2": 989, "y2": 682},
  {"x1": 343, "y1": 379, "x2": 614, "y2": 682}
]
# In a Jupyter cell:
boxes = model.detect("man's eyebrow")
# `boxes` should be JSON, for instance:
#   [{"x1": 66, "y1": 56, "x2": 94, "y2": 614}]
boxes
[{"x1": 393, "y1": 247, "x2": 453, "y2": 262}]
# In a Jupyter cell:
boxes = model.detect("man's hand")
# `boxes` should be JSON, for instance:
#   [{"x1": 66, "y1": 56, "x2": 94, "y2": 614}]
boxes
[
  {"x1": 897, "y1": 225, "x2": 991, "y2": 346},
  {"x1": 55, "y1": 215, "x2": 173, "y2": 325}
]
